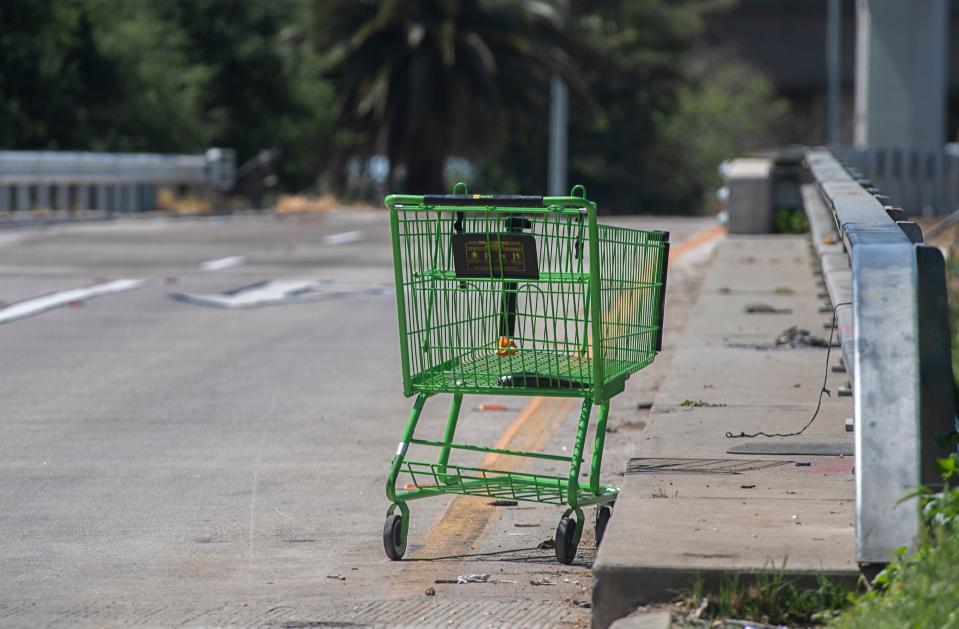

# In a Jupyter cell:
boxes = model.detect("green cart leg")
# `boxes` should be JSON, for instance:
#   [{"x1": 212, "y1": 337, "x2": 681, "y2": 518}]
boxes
[
  {"x1": 384, "y1": 393, "x2": 428, "y2": 560},
  {"x1": 555, "y1": 399, "x2": 593, "y2": 564},
  {"x1": 437, "y1": 393, "x2": 463, "y2": 484},
  {"x1": 589, "y1": 401, "x2": 611, "y2": 495},
  {"x1": 589, "y1": 401, "x2": 615, "y2": 547}
]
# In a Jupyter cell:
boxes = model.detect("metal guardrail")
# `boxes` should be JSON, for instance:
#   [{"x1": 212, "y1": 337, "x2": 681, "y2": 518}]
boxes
[
  {"x1": 0, "y1": 148, "x2": 235, "y2": 217},
  {"x1": 804, "y1": 148, "x2": 956, "y2": 566},
  {"x1": 834, "y1": 144, "x2": 959, "y2": 215}
]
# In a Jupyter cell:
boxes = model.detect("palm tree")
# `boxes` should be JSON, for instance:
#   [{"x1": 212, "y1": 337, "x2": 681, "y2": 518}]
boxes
[{"x1": 315, "y1": 0, "x2": 590, "y2": 194}]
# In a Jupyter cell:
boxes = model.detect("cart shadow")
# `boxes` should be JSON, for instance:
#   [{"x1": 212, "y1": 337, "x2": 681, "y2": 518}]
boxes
[{"x1": 405, "y1": 545, "x2": 595, "y2": 567}]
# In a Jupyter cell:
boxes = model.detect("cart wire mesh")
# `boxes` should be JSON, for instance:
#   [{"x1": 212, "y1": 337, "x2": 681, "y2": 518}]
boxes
[{"x1": 387, "y1": 194, "x2": 668, "y2": 401}]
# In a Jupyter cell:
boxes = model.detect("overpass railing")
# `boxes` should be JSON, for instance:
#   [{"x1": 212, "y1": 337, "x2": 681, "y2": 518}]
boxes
[
  {"x1": 804, "y1": 148, "x2": 956, "y2": 566},
  {"x1": 833, "y1": 144, "x2": 959, "y2": 216},
  {"x1": 0, "y1": 148, "x2": 235, "y2": 218}
]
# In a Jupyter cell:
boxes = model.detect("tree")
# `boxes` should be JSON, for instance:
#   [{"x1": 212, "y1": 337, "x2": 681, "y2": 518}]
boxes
[
  {"x1": 314, "y1": 0, "x2": 592, "y2": 194},
  {"x1": 649, "y1": 57, "x2": 790, "y2": 210}
]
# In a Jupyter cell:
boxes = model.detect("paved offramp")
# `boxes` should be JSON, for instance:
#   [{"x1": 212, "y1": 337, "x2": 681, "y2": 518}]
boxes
[{"x1": 592, "y1": 236, "x2": 859, "y2": 629}]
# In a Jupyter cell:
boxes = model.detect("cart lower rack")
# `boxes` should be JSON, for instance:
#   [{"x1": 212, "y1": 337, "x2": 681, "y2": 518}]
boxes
[{"x1": 383, "y1": 184, "x2": 669, "y2": 564}]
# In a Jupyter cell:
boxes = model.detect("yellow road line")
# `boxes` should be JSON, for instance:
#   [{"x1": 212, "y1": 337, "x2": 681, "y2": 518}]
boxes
[{"x1": 400, "y1": 221, "x2": 725, "y2": 568}]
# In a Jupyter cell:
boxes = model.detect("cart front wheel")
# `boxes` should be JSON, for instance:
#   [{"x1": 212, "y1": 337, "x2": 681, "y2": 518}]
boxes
[
  {"x1": 383, "y1": 514, "x2": 407, "y2": 560},
  {"x1": 554, "y1": 516, "x2": 578, "y2": 565},
  {"x1": 595, "y1": 505, "x2": 612, "y2": 547}
]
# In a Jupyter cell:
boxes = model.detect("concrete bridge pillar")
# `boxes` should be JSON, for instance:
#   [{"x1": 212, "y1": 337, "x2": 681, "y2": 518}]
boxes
[{"x1": 854, "y1": 0, "x2": 949, "y2": 149}]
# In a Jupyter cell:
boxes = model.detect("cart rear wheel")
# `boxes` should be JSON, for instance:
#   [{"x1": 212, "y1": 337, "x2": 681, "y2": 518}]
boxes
[
  {"x1": 554, "y1": 516, "x2": 578, "y2": 565},
  {"x1": 383, "y1": 514, "x2": 406, "y2": 560},
  {"x1": 595, "y1": 505, "x2": 612, "y2": 547}
]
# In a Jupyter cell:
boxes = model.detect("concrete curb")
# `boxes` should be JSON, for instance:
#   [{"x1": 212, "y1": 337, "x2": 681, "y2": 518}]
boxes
[{"x1": 609, "y1": 610, "x2": 672, "y2": 629}]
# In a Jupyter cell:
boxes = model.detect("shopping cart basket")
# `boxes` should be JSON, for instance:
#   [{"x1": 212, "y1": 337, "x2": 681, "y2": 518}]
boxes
[{"x1": 383, "y1": 183, "x2": 669, "y2": 564}]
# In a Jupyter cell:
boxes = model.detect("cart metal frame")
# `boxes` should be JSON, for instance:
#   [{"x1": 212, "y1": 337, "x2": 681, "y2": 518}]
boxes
[{"x1": 383, "y1": 184, "x2": 669, "y2": 563}]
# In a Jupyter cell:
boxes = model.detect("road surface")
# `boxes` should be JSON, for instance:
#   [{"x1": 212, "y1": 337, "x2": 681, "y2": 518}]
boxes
[{"x1": 0, "y1": 211, "x2": 713, "y2": 627}]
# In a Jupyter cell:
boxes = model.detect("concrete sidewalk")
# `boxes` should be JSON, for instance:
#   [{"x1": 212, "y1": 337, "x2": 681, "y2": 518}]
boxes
[{"x1": 593, "y1": 235, "x2": 858, "y2": 628}]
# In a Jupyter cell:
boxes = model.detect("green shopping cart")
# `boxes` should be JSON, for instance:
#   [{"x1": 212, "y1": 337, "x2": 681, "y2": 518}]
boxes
[{"x1": 383, "y1": 183, "x2": 669, "y2": 564}]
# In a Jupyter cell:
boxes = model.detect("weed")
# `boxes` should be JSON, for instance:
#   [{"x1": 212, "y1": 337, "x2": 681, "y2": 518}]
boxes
[
  {"x1": 677, "y1": 564, "x2": 857, "y2": 626},
  {"x1": 832, "y1": 449, "x2": 959, "y2": 628}
]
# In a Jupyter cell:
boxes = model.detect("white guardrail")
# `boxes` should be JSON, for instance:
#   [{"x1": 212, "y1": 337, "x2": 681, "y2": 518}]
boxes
[
  {"x1": 804, "y1": 148, "x2": 956, "y2": 566},
  {"x1": 0, "y1": 148, "x2": 235, "y2": 217}
]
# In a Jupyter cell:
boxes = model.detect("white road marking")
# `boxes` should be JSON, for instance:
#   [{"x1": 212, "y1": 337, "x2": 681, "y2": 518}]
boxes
[
  {"x1": 321, "y1": 230, "x2": 363, "y2": 245},
  {"x1": 169, "y1": 279, "x2": 391, "y2": 309},
  {"x1": 0, "y1": 279, "x2": 146, "y2": 324},
  {"x1": 199, "y1": 256, "x2": 246, "y2": 271}
]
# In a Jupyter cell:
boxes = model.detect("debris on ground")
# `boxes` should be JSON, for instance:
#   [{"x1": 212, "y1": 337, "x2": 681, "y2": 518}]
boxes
[
  {"x1": 729, "y1": 326, "x2": 836, "y2": 350},
  {"x1": 514, "y1": 523, "x2": 540, "y2": 528},
  {"x1": 680, "y1": 399, "x2": 727, "y2": 408},
  {"x1": 477, "y1": 404, "x2": 508, "y2": 411},
  {"x1": 775, "y1": 326, "x2": 830, "y2": 348},
  {"x1": 424, "y1": 587, "x2": 435, "y2": 596},
  {"x1": 455, "y1": 574, "x2": 491, "y2": 584},
  {"x1": 567, "y1": 597, "x2": 591, "y2": 608},
  {"x1": 740, "y1": 484, "x2": 756, "y2": 489},
  {"x1": 744, "y1": 303, "x2": 793, "y2": 314},
  {"x1": 636, "y1": 400, "x2": 654, "y2": 410},
  {"x1": 530, "y1": 577, "x2": 555, "y2": 586},
  {"x1": 488, "y1": 499, "x2": 518, "y2": 507},
  {"x1": 537, "y1": 539, "x2": 555, "y2": 550},
  {"x1": 326, "y1": 575, "x2": 346, "y2": 580},
  {"x1": 795, "y1": 461, "x2": 811, "y2": 467}
]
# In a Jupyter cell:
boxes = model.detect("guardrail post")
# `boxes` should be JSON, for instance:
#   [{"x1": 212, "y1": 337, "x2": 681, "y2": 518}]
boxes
[
  {"x1": 915, "y1": 244, "x2": 957, "y2": 480},
  {"x1": 16, "y1": 185, "x2": 30, "y2": 214},
  {"x1": 96, "y1": 184, "x2": 108, "y2": 212},
  {"x1": 54, "y1": 184, "x2": 69, "y2": 212},
  {"x1": 127, "y1": 185, "x2": 140, "y2": 213},
  {"x1": 77, "y1": 185, "x2": 90, "y2": 211},
  {"x1": 36, "y1": 185, "x2": 51, "y2": 211},
  {"x1": 853, "y1": 243, "x2": 921, "y2": 565}
]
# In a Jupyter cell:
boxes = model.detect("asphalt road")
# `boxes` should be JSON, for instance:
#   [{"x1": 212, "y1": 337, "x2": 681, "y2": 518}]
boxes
[{"x1": 0, "y1": 211, "x2": 712, "y2": 628}]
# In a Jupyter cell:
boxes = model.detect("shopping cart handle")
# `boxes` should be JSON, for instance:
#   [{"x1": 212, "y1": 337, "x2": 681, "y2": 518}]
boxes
[{"x1": 423, "y1": 194, "x2": 544, "y2": 208}]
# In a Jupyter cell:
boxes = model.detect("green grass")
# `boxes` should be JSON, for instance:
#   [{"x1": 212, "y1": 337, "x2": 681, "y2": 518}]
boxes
[
  {"x1": 679, "y1": 567, "x2": 858, "y2": 626},
  {"x1": 830, "y1": 452, "x2": 959, "y2": 628},
  {"x1": 831, "y1": 532, "x2": 959, "y2": 629}
]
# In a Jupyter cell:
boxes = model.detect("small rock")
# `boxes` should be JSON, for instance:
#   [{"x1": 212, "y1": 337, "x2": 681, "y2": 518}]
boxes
[
  {"x1": 537, "y1": 539, "x2": 555, "y2": 550},
  {"x1": 425, "y1": 587, "x2": 436, "y2": 596}
]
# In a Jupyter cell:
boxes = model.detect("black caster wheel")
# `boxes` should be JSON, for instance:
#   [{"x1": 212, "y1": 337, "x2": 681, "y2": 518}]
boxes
[
  {"x1": 554, "y1": 516, "x2": 579, "y2": 565},
  {"x1": 383, "y1": 514, "x2": 407, "y2": 560},
  {"x1": 595, "y1": 505, "x2": 612, "y2": 547}
]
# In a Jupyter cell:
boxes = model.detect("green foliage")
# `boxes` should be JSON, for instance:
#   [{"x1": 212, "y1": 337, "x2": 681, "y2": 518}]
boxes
[
  {"x1": 314, "y1": 0, "x2": 590, "y2": 193},
  {"x1": 773, "y1": 208, "x2": 809, "y2": 234},
  {"x1": 0, "y1": 0, "x2": 794, "y2": 202},
  {"x1": 0, "y1": 0, "x2": 335, "y2": 191},
  {"x1": 684, "y1": 568, "x2": 857, "y2": 626},
  {"x1": 650, "y1": 58, "x2": 791, "y2": 211},
  {"x1": 831, "y1": 451, "x2": 959, "y2": 629}
]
